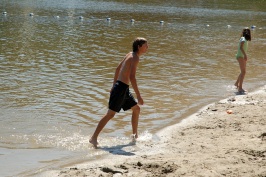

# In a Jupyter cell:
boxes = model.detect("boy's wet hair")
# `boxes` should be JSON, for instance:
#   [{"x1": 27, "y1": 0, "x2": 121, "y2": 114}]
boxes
[
  {"x1": 242, "y1": 28, "x2": 251, "y2": 41},
  {"x1": 133, "y1": 37, "x2": 147, "y2": 52}
]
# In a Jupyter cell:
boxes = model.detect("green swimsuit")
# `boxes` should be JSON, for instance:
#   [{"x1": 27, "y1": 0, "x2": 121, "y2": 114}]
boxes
[{"x1": 236, "y1": 37, "x2": 248, "y2": 59}]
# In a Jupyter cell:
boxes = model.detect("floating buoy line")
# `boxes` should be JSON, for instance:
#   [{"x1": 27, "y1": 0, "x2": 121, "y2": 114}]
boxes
[{"x1": 1, "y1": 11, "x2": 259, "y2": 29}]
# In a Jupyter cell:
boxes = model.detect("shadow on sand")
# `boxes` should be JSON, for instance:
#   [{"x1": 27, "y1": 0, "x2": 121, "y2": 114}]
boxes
[
  {"x1": 99, "y1": 141, "x2": 136, "y2": 156},
  {"x1": 235, "y1": 91, "x2": 248, "y2": 95}
]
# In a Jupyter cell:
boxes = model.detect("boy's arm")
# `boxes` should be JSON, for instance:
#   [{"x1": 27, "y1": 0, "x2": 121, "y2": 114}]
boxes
[{"x1": 130, "y1": 57, "x2": 144, "y2": 105}]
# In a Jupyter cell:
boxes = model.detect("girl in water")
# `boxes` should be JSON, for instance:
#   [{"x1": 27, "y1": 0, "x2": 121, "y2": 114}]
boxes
[{"x1": 235, "y1": 28, "x2": 251, "y2": 93}]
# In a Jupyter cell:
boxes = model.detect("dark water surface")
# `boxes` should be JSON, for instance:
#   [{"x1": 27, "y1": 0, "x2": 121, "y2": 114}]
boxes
[{"x1": 0, "y1": 0, "x2": 266, "y2": 176}]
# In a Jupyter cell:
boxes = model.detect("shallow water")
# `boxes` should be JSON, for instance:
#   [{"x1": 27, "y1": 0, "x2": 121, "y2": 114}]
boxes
[{"x1": 0, "y1": 0, "x2": 266, "y2": 176}]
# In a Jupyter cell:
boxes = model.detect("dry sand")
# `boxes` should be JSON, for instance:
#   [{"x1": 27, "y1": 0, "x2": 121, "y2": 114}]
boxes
[{"x1": 38, "y1": 86, "x2": 266, "y2": 177}]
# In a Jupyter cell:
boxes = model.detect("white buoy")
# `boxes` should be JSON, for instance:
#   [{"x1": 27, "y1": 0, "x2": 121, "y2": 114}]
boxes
[
  {"x1": 160, "y1": 21, "x2": 164, "y2": 24},
  {"x1": 107, "y1": 17, "x2": 111, "y2": 21},
  {"x1": 55, "y1": 16, "x2": 60, "y2": 18},
  {"x1": 227, "y1": 25, "x2": 231, "y2": 28},
  {"x1": 29, "y1": 13, "x2": 34, "y2": 16},
  {"x1": 251, "y1": 25, "x2": 256, "y2": 29},
  {"x1": 130, "y1": 19, "x2": 135, "y2": 23},
  {"x1": 206, "y1": 24, "x2": 210, "y2": 27},
  {"x1": 2, "y1": 12, "x2": 7, "y2": 15},
  {"x1": 79, "y1": 16, "x2": 84, "y2": 19}
]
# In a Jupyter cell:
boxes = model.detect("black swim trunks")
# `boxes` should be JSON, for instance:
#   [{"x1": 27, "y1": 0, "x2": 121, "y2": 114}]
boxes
[{"x1": 109, "y1": 81, "x2": 137, "y2": 112}]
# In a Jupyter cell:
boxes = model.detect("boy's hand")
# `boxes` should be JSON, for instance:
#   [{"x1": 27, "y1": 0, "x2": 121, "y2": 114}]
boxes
[{"x1": 137, "y1": 95, "x2": 144, "y2": 105}]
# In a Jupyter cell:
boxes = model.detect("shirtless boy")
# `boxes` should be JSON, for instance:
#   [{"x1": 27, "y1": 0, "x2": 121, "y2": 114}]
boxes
[{"x1": 89, "y1": 37, "x2": 148, "y2": 148}]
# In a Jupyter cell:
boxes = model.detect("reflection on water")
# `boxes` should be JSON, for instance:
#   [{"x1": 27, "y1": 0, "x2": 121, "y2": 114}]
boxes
[{"x1": 0, "y1": 0, "x2": 266, "y2": 176}]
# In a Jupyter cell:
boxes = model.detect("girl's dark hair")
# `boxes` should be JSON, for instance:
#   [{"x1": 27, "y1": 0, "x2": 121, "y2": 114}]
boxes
[
  {"x1": 132, "y1": 37, "x2": 147, "y2": 52},
  {"x1": 242, "y1": 28, "x2": 251, "y2": 41}
]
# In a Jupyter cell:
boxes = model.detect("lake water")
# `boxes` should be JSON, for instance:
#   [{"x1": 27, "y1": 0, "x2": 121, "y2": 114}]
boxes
[{"x1": 0, "y1": 0, "x2": 266, "y2": 176}]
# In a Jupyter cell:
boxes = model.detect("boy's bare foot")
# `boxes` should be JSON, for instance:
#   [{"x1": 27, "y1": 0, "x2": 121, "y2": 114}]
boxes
[
  {"x1": 89, "y1": 138, "x2": 98, "y2": 148},
  {"x1": 131, "y1": 134, "x2": 138, "y2": 143}
]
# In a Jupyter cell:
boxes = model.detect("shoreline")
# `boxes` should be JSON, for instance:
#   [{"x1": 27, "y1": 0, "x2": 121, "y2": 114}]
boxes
[{"x1": 35, "y1": 86, "x2": 266, "y2": 177}]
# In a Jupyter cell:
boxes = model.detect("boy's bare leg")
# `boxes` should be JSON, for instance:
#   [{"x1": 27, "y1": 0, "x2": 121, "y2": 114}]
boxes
[
  {"x1": 89, "y1": 109, "x2": 116, "y2": 148},
  {"x1": 131, "y1": 104, "x2": 140, "y2": 140}
]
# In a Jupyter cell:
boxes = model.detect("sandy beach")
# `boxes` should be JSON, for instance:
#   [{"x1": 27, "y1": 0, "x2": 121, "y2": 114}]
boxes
[{"x1": 37, "y1": 86, "x2": 266, "y2": 177}]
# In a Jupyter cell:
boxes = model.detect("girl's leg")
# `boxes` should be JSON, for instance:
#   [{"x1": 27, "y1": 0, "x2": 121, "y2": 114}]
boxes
[
  {"x1": 237, "y1": 58, "x2": 247, "y2": 92},
  {"x1": 235, "y1": 74, "x2": 241, "y2": 88}
]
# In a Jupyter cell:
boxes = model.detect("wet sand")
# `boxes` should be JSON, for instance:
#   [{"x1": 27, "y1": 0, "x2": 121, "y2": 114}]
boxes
[{"x1": 37, "y1": 86, "x2": 266, "y2": 177}]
